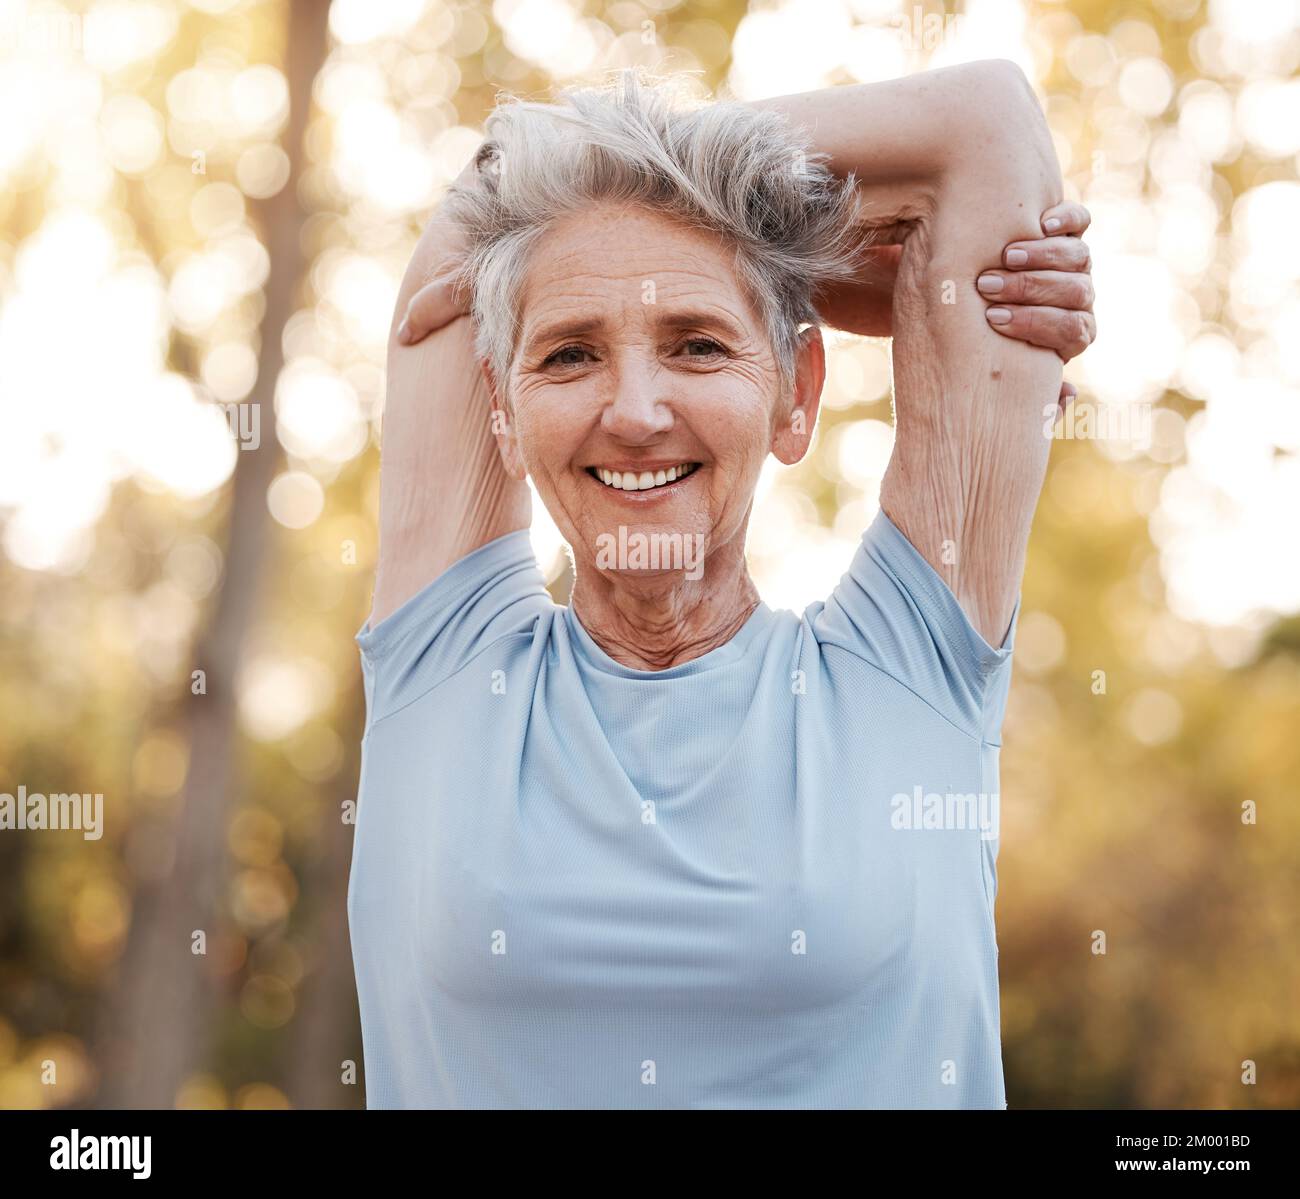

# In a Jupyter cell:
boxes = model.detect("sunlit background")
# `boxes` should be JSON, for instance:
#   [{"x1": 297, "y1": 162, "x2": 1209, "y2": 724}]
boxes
[{"x1": 1, "y1": 0, "x2": 1297, "y2": 1109}]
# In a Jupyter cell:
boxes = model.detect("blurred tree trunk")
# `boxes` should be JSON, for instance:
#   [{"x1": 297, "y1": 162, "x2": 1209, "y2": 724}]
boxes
[{"x1": 96, "y1": 0, "x2": 331, "y2": 1109}]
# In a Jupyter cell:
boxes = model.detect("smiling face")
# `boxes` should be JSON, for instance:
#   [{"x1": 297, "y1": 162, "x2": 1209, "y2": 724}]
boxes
[{"x1": 485, "y1": 203, "x2": 825, "y2": 587}]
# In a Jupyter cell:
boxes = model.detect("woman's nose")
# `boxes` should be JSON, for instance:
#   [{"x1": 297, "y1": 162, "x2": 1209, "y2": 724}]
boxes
[{"x1": 600, "y1": 364, "x2": 674, "y2": 442}]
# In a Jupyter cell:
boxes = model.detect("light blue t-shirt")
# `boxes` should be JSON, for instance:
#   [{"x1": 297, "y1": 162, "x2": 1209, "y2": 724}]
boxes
[{"x1": 347, "y1": 508, "x2": 1018, "y2": 1109}]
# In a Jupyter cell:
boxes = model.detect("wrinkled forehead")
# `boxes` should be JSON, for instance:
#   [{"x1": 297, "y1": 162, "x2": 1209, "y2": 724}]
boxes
[{"x1": 513, "y1": 204, "x2": 769, "y2": 357}]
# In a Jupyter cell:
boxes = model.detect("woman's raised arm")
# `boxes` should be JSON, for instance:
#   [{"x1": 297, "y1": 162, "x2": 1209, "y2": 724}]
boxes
[
  {"x1": 368, "y1": 160, "x2": 531, "y2": 627},
  {"x1": 754, "y1": 60, "x2": 1080, "y2": 646}
]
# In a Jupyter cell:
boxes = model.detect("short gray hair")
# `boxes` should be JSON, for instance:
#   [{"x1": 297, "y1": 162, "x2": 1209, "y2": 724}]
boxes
[{"x1": 443, "y1": 70, "x2": 866, "y2": 396}]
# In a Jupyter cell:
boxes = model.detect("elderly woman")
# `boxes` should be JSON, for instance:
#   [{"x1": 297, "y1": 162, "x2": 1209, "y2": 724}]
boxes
[{"x1": 348, "y1": 62, "x2": 1095, "y2": 1109}]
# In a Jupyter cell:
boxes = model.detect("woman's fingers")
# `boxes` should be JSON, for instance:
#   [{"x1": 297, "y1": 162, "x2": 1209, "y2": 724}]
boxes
[
  {"x1": 1001, "y1": 235, "x2": 1091, "y2": 272},
  {"x1": 977, "y1": 268, "x2": 1094, "y2": 310},
  {"x1": 396, "y1": 270, "x2": 471, "y2": 345},
  {"x1": 1040, "y1": 201, "x2": 1091, "y2": 237},
  {"x1": 983, "y1": 303, "x2": 1096, "y2": 362},
  {"x1": 986, "y1": 202, "x2": 1096, "y2": 365}
]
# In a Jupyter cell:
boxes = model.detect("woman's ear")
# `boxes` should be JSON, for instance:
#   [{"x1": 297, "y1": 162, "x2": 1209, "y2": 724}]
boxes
[
  {"x1": 481, "y1": 358, "x2": 527, "y2": 481},
  {"x1": 770, "y1": 325, "x2": 825, "y2": 466}
]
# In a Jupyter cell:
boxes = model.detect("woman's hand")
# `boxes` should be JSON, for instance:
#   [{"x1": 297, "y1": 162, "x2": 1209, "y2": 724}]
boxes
[
  {"x1": 396, "y1": 260, "x2": 471, "y2": 345},
  {"x1": 981, "y1": 200, "x2": 1094, "y2": 411},
  {"x1": 977, "y1": 200, "x2": 1095, "y2": 365},
  {"x1": 393, "y1": 157, "x2": 478, "y2": 346},
  {"x1": 816, "y1": 200, "x2": 1093, "y2": 408}
]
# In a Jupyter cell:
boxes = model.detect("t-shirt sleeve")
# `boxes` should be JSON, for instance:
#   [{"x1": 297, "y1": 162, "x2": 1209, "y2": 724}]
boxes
[
  {"x1": 355, "y1": 530, "x2": 553, "y2": 729},
  {"x1": 809, "y1": 507, "x2": 1019, "y2": 742}
]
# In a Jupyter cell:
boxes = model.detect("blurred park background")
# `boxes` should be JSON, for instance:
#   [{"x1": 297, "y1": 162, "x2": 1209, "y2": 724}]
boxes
[{"x1": 1, "y1": 0, "x2": 1298, "y2": 1109}]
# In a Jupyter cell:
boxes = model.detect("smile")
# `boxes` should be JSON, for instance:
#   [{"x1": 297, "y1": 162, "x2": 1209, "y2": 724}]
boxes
[{"x1": 586, "y1": 462, "x2": 701, "y2": 492}]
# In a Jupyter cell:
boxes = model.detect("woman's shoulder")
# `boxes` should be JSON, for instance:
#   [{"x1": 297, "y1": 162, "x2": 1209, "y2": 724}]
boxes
[{"x1": 356, "y1": 530, "x2": 557, "y2": 725}]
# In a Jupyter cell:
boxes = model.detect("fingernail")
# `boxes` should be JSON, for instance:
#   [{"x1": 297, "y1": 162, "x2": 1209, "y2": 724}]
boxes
[
  {"x1": 986, "y1": 307, "x2": 1012, "y2": 325},
  {"x1": 977, "y1": 274, "x2": 1003, "y2": 293},
  {"x1": 1005, "y1": 249, "x2": 1029, "y2": 266},
  {"x1": 1044, "y1": 217, "x2": 1061, "y2": 232},
  {"x1": 397, "y1": 318, "x2": 410, "y2": 344}
]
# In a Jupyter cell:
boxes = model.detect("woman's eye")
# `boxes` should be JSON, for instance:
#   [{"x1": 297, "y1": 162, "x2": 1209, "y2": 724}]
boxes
[
  {"x1": 680, "y1": 338, "x2": 724, "y2": 358},
  {"x1": 543, "y1": 345, "x2": 591, "y2": 367}
]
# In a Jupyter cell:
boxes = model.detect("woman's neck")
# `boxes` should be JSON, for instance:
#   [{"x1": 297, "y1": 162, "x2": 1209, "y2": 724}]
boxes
[{"x1": 568, "y1": 545, "x2": 761, "y2": 672}]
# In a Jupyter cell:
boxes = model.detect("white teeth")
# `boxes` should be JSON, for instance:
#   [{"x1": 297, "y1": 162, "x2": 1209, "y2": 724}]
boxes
[{"x1": 592, "y1": 463, "x2": 698, "y2": 491}]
